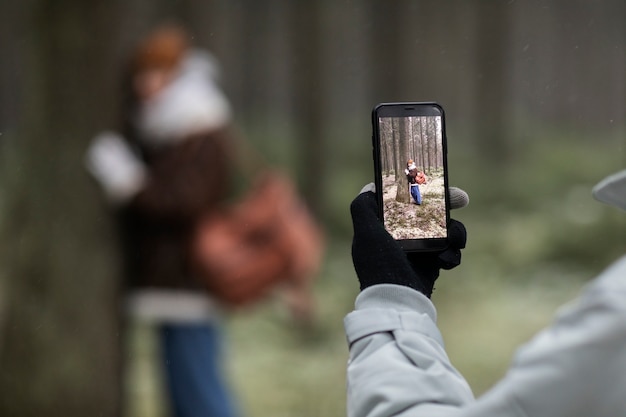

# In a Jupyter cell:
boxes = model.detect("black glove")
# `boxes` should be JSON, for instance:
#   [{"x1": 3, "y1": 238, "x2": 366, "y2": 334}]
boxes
[{"x1": 350, "y1": 185, "x2": 467, "y2": 298}]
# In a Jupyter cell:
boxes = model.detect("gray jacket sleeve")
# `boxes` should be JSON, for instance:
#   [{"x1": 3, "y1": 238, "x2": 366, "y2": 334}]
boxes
[{"x1": 344, "y1": 256, "x2": 626, "y2": 417}]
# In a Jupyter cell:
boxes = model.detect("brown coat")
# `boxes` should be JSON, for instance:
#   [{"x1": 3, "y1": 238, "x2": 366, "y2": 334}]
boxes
[
  {"x1": 407, "y1": 168, "x2": 418, "y2": 184},
  {"x1": 119, "y1": 128, "x2": 235, "y2": 290}
]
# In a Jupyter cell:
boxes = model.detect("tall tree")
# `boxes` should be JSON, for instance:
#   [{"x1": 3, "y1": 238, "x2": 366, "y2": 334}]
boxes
[
  {"x1": 472, "y1": 1, "x2": 511, "y2": 164},
  {"x1": 395, "y1": 117, "x2": 411, "y2": 203},
  {"x1": 291, "y1": 1, "x2": 325, "y2": 215},
  {"x1": 368, "y1": 2, "x2": 405, "y2": 101},
  {"x1": 0, "y1": 1, "x2": 124, "y2": 415},
  {"x1": 418, "y1": 117, "x2": 426, "y2": 171}
]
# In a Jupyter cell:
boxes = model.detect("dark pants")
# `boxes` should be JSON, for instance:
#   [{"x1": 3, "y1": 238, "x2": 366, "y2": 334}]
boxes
[{"x1": 160, "y1": 323, "x2": 239, "y2": 417}]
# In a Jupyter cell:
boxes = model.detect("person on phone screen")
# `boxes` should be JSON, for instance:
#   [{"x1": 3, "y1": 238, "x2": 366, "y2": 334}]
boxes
[
  {"x1": 346, "y1": 169, "x2": 626, "y2": 417},
  {"x1": 405, "y1": 159, "x2": 422, "y2": 205}
]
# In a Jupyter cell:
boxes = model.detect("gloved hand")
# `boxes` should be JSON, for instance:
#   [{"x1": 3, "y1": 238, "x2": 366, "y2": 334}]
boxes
[
  {"x1": 350, "y1": 183, "x2": 468, "y2": 298},
  {"x1": 85, "y1": 131, "x2": 147, "y2": 205}
]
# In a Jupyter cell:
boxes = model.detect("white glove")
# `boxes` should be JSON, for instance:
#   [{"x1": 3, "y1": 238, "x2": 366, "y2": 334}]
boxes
[{"x1": 85, "y1": 131, "x2": 147, "y2": 205}]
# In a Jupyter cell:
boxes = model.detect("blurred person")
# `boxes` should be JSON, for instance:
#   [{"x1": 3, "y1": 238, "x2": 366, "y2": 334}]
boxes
[
  {"x1": 345, "y1": 169, "x2": 626, "y2": 417},
  {"x1": 86, "y1": 24, "x2": 246, "y2": 417}
]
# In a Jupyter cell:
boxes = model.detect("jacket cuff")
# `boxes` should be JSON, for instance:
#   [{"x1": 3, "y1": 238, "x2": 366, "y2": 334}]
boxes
[{"x1": 344, "y1": 284, "x2": 442, "y2": 346}]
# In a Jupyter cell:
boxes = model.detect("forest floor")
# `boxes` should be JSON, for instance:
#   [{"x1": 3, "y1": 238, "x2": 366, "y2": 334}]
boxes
[{"x1": 382, "y1": 172, "x2": 447, "y2": 239}]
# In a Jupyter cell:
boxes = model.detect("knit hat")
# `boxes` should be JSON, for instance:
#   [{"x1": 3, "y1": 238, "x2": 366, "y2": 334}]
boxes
[
  {"x1": 592, "y1": 169, "x2": 626, "y2": 211},
  {"x1": 132, "y1": 25, "x2": 232, "y2": 147}
]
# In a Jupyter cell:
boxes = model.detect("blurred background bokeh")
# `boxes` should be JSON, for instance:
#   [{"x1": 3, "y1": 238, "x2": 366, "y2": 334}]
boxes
[{"x1": 0, "y1": 1, "x2": 624, "y2": 416}]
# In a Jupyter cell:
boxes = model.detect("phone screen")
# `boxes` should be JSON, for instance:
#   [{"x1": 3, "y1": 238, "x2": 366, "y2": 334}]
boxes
[{"x1": 372, "y1": 102, "x2": 449, "y2": 251}]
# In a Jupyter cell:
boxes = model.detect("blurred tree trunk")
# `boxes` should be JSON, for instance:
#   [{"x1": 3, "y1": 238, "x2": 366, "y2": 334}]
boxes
[
  {"x1": 472, "y1": 1, "x2": 511, "y2": 164},
  {"x1": 0, "y1": 1, "x2": 124, "y2": 416},
  {"x1": 291, "y1": 1, "x2": 325, "y2": 215},
  {"x1": 368, "y1": 2, "x2": 405, "y2": 101}
]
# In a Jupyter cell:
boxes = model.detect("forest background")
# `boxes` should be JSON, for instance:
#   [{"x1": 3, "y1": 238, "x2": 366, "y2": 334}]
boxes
[{"x1": 0, "y1": 1, "x2": 624, "y2": 417}]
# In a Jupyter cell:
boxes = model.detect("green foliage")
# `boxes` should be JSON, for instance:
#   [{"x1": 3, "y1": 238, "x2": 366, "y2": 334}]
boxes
[{"x1": 457, "y1": 131, "x2": 624, "y2": 273}]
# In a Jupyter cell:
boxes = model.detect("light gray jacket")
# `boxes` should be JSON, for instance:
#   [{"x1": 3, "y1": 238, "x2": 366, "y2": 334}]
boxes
[{"x1": 344, "y1": 255, "x2": 626, "y2": 417}]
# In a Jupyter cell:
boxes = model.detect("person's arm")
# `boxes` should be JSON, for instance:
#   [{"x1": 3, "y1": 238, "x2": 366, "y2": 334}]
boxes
[
  {"x1": 346, "y1": 184, "x2": 626, "y2": 417},
  {"x1": 345, "y1": 284, "x2": 474, "y2": 417},
  {"x1": 346, "y1": 185, "x2": 474, "y2": 416},
  {"x1": 347, "y1": 257, "x2": 626, "y2": 417}
]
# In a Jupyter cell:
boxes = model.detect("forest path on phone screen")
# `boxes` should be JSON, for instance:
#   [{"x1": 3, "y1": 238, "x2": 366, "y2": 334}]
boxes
[{"x1": 382, "y1": 173, "x2": 447, "y2": 240}]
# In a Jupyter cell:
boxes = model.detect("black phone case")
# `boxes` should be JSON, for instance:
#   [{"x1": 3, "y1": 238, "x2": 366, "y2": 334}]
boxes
[{"x1": 371, "y1": 102, "x2": 450, "y2": 252}]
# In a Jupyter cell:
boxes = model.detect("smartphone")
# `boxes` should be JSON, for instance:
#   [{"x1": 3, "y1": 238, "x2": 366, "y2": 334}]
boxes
[{"x1": 372, "y1": 102, "x2": 450, "y2": 252}]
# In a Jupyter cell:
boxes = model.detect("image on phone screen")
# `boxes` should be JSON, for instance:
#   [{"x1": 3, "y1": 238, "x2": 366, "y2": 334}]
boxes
[{"x1": 377, "y1": 113, "x2": 447, "y2": 242}]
